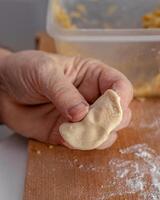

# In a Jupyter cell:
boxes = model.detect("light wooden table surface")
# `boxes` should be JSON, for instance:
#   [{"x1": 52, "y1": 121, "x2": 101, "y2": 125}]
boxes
[{"x1": 24, "y1": 33, "x2": 160, "y2": 200}]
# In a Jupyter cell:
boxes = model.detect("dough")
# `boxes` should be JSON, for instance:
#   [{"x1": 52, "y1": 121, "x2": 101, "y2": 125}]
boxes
[
  {"x1": 59, "y1": 89, "x2": 123, "y2": 150},
  {"x1": 143, "y1": 9, "x2": 160, "y2": 28}
]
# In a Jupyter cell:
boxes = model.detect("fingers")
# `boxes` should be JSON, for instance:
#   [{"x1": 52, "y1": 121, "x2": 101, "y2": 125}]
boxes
[
  {"x1": 99, "y1": 66, "x2": 133, "y2": 110},
  {"x1": 112, "y1": 77, "x2": 133, "y2": 110},
  {"x1": 56, "y1": 109, "x2": 131, "y2": 150},
  {"x1": 41, "y1": 72, "x2": 89, "y2": 122},
  {"x1": 116, "y1": 108, "x2": 132, "y2": 131},
  {"x1": 95, "y1": 64, "x2": 133, "y2": 150},
  {"x1": 78, "y1": 63, "x2": 101, "y2": 104},
  {"x1": 96, "y1": 107, "x2": 131, "y2": 150}
]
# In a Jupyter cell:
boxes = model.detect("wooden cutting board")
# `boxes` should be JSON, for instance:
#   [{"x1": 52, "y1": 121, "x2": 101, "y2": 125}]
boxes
[{"x1": 24, "y1": 33, "x2": 160, "y2": 200}]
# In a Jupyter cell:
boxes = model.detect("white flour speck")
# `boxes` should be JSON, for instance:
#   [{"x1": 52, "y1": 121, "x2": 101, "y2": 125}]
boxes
[
  {"x1": 126, "y1": 177, "x2": 144, "y2": 191},
  {"x1": 73, "y1": 159, "x2": 78, "y2": 163},
  {"x1": 151, "y1": 48, "x2": 156, "y2": 52},
  {"x1": 78, "y1": 164, "x2": 84, "y2": 169},
  {"x1": 139, "y1": 119, "x2": 160, "y2": 129},
  {"x1": 116, "y1": 168, "x2": 129, "y2": 178},
  {"x1": 105, "y1": 143, "x2": 160, "y2": 200},
  {"x1": 54, "y1": 143, "x2": 160, "y2": 200},
  {"x1": 91, "y1": 167, "x2": 96, "y2": 171}
]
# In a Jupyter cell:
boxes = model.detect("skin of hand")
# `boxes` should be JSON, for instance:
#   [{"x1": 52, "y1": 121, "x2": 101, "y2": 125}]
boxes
[{"x1": 0, "y1": 50, "x2": 133, "y2": 149}]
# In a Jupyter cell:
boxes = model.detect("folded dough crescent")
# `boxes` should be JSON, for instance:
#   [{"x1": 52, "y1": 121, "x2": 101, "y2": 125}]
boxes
[{"x1": 59, "y1": 89, "x2": 123, "y2": 150}]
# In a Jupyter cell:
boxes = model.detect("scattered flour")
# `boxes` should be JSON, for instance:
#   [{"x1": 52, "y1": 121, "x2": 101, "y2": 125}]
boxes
[
  {"x1": 78, "y1": 164, "x2": 84, "y2": 169},
  {"x1": 129, "y1": 114, "x2": 160, "y2": 139},
  {"x1": 53, "y1": 143, "x2": 160, "y2": 200},
  {"x1": 73, "y1": 158, "x2": 78, "y2": 163},
  {"x1": 105, "y1": 144, "x2": 160, "y2": 200},
  {"x1": 139, "y1": 119, "x2": 160, "y2": 130}
]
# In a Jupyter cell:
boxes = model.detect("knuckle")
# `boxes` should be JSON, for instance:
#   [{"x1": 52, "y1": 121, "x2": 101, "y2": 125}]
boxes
[
  {"x1": 53, "y1": 84, "x2": 68, "y2": 100},
  {"x1": 37, "y1": 56, "x2": 54, "y2": 73},
  {"x1": 85, "y1": 57, "x2": 104, "y2": 66},
  {"x1": 36, "y1": 59, "x2": 61, "y2": 91},
  {"x1": 74, "y1": 56, "x2": 104, "y2": 68},
  {"x1": 72, "y1": 55, "x2": 83, "y2": 64},
  {"x1": 26, "y1": 52, "x2": 56, "y2": 80}
]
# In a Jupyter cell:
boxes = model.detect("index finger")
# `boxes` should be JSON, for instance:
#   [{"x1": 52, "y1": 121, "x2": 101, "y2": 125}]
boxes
[{"x1": 99, "y1": 65, "x2": 133, "y2": 110}]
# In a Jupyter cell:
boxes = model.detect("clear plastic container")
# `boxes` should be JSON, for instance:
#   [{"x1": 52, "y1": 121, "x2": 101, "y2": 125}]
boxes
[{"x1": 47, "y1": 0, "x2": 160, "y2": 96}]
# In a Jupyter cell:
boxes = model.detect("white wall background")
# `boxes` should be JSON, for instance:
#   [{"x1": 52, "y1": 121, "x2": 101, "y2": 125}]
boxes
[
  {"x1": 0, "y1": 0, "x2": 48, "y2": 51},
  {"x1": 0, "y1": 1, "x2": 49, "y2": 199}
]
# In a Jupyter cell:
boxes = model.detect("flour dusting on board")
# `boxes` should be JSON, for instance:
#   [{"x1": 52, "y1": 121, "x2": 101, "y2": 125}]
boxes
[
  {"x1": 53, "y1": 143, "x2": 160, "y2": 200},
  {"x1": 104, "y1": 144, "x2": 160, "y2": 200}
]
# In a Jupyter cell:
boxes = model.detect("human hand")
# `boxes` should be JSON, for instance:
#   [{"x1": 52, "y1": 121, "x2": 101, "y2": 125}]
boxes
[{"x1": 0, "y1": 50, "x2": 133, "y2": 149}]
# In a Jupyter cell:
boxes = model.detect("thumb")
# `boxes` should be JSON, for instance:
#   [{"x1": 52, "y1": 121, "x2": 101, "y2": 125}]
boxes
[{"x1": 41, "y1": 73, "x2": 89, "y2": 122}]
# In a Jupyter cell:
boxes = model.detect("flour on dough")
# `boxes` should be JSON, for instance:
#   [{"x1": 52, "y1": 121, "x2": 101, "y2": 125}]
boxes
[{"x1": 59, "y1": 89, "x2": 123, "y2": 150}]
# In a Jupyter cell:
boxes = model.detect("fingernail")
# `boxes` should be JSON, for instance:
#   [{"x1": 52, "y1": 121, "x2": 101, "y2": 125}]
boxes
[{"x1": 68, "y1": 102, "x2": 89, "y2": 122}]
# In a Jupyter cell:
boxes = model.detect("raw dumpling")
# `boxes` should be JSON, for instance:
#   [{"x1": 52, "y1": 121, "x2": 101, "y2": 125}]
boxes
[{"x1": 59, "y1": 89, "x2": 123, "y2": 150}]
